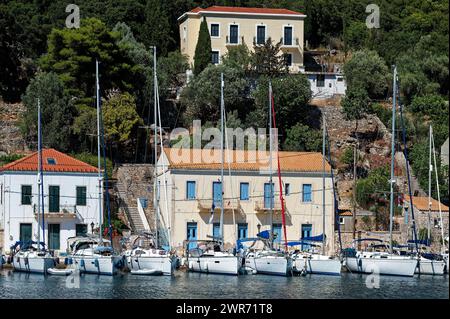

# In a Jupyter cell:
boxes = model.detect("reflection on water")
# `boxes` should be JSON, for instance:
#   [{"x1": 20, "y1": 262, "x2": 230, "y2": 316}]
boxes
[{"x1": 0, "y1": 269, "x2": 448, "y2": 299}]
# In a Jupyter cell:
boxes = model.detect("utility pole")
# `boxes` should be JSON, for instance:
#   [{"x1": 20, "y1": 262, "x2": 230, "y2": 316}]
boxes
[{"x1": 352, "y1": 142, "x2": 357, "y2": 239}]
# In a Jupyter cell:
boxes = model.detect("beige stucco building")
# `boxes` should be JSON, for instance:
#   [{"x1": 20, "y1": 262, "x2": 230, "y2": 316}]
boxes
[
  {"x1": 178, "y1": 6, "x2": 306, "y2": 73},
  {"x1": 156, "y1": 148, "x2": 336, "y2": 255}
]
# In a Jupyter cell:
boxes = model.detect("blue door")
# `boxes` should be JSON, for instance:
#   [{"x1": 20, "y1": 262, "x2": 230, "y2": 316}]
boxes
[
  {"x1": 213, "y1": 223, "x2": 220, "y2": 238},
  {"x1": 301, "y1": 224, "x2": 312, "y2": 251},
  {"x1": 213, "y1": 182, "x2": 222, "y2": 207},
  {"x1": 187, "y1": 222, "x2": 197, "y2": 250},
  {"x1": 272, "y1": 223, "x2": 282, "y2": 243},
  {"x1": 237, "y1": 223, "x2": 248, "y2": 240},
  {"x1": 264, "y1": 183, "x2": 274, "y2": 209}
]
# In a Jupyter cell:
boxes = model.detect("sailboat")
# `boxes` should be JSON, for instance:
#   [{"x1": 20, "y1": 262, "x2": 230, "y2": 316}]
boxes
[
  {"x1": 241, "y1": 81, "x2": 293, "y2": 277},
  {"x1": 186, "y1": 73, "x2": 242, "y2": 275},
  {"x1": 291, "y1": 116, "x2": 342, "y2": 276},
  {"x1": 411, "y1": 125, "x2": 446, "y2": 275},
  {"x1": 124, "y1": 46, "x2": 177, "y2": 276},
  {"x1": 344, "y1": 66, "x2": 418, "y2": 277},
  {"x1": 69, "y1": 60, "x2": 123, "y2": 275},
  {"x1": 12, "y1": 98, "x2": 55, "y2": 274}
]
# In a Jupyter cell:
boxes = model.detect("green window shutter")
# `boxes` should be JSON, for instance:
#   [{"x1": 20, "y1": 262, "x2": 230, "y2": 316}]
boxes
[
  {"x1": 21, "y1": 185, "x2": 32, "y2": 205},
  {"x1": 76, "y1": 186, "x2": 87, "y2": 206}
]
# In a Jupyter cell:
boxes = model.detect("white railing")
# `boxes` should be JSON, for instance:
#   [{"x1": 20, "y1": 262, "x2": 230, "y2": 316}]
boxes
[{"x1": 137, "y1": 198, "x2": 151, "y2": 230}]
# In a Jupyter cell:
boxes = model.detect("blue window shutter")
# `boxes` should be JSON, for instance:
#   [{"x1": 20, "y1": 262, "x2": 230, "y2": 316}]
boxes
[
  {"x1": 240, "y1": 183, "x2": 249, "y2": 200},
  {"x1": 187, "y1": 181, "x2": 196, "y2": 199},
  {"x1": 303, "y1": 184, "x2": 312, "y2": 202}
]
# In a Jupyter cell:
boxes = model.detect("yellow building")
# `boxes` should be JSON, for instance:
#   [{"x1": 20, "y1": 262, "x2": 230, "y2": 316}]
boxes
[
  {"x1": 178, "y1": 6, "x2": 306, "y2": 73},
  {"x1": 156, "y1": 148, "x2": 336, "y2": 255}
]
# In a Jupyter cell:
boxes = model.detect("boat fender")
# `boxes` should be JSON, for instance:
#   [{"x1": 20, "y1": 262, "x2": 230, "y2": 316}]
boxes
[
  {"x1": 16, "y1": 256, "x2": 20, "y2": 263},
  {"x1": 94, "y1": 259, "x2": 99, "y2": 268},
  {"x1": 80, "y1": 259, "x2": 85, "y2": 268},
  {"x1": 24, "y1": 257, "x2": 29, "y2": 265},
  {"x1": 64, "y1": 258, "x2": 68, "y2": 265}
]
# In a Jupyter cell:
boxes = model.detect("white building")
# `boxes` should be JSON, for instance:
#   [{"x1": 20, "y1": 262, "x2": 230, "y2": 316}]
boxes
[
  {"x1": 306, "y1": 72, "x2": 347, "y2": 98},
  {"x1": 156, "y1": 148, "x2": 336, "y2": 255},
  {"x1": 0, "y1": 149, "x2": 101, "y2": 254}
]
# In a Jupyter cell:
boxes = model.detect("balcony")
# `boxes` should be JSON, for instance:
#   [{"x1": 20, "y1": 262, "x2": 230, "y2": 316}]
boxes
[
  {"x1": 280, "y1": 37, "x2": 300, "y2": 48},
  {"x1": 253, "y1": 36, "x2": 267, "y2": 46},
  {"x1": 33, "y1": 204, "x2": 78, "y2": 219},
  {"x1": 197, "y1": 199, "x2": 241, "y2": 212},
  {"x1": 254, "y1": 199, "x2": 283, "y2": 212},
  {"x1": 226, "y1": 36, "x2": 244, "y2": 46}
]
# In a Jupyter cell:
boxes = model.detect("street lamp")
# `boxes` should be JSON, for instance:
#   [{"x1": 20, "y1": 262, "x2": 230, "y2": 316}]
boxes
[
  {"x1": 257, "y1": 223, "x2": 261, "y2": 233},
  {"x1": 90, "y1": 222, "x2": 95, "y2": 234}
]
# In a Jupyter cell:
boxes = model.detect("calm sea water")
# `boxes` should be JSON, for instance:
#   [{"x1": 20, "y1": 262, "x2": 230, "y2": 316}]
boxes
[{"x1": 0, "y1": 269, "x2": 448, "y2": 299}]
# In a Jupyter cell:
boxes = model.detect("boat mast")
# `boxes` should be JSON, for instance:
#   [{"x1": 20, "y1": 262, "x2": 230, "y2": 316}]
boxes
[
  {"x1": 152, "y1": 46, "x2": 159, "y2": 248},
  {"x1": 268, "y1": 81, "x2": 273, "y2": 247},
  {"x1": 96, "y1": 59, "x2": 103, "y2": 242},
  {"x1": 428, "y1": 125, "x2": 432, "y2": 243},
  {"x1": 219, "y1": 72, "x2": 225, "y2": 245},
  {"x1": 389, "y1": 65, "x2": 397, "y2": 254},
  {"x1": 37, "y1": 98, "x2": 42, "y2": 251},
  {"x1": 322, "y1": 115, "x2": 326, "y2": 255},
  {"x1": 430, "y1": 126, "x2": 446, "y2": 253}
]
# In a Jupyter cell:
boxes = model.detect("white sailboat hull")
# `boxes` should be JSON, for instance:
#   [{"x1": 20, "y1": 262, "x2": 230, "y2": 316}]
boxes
[
  {"x1": 188, "y1": 256, "x2": 241, "y2": 275},
  {"x1": 245, "y1": 256, "x2": 292, "y2": 276},
  {"x1": 294, "y1": 255, "x2": 341, "y2": 276},
  {"x1": 72, "y1": 256, "x2": 122, "y2": 275},
  {"x1": 416, "y1": 259, "x2": 446, "y2": 275},
  {"x1": 127, "y1": 256, "x2": 176, "y2": 276},
  {"x1": 12, "y1": 255, "x2": 55, "y2": 274},
  {"x1": 345, "y1": 256, "x2": 418, "y2": 277}
]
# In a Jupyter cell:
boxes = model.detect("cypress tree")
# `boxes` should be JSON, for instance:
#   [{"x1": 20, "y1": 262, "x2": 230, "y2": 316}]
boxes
[{"x1": 193, "y1": 17, "x2": 212, "y2": 76}]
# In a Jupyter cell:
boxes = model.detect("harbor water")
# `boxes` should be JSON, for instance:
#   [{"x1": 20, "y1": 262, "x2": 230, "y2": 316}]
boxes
[{"x1": 0, "y1": 269, "x2": 448, "y2": 299}]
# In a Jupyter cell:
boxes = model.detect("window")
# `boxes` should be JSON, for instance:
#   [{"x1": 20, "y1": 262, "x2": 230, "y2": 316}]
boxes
[
  {"x1": 284, "y1": 26, "x2": 293, "y2": 45},
  {"x1": 285, "y1": 183, "x2": 290, "y2": 196},
  {"x1": 47, "y1": 157, "x2": 56, "y2": 165},
  {"x1": 20, "y1": 223, "x2": 32, "y2": 242},
  {"x1": 264, "y1": 183, "x2": 274, "y2": 209},
  {"x1": 49, "y1": 185, "x2": 60, "y2": 212},
  {"x1": 229, "y1": 24, "x2": 239, "y2": 44},
  {"x1": 76, "y1": 224, "x2": 88, "y2": 236},
  {"x1": 48, "y1": 223, "x2": 60, "y2": 250},
  {"x1": 183, "y1": 27, "x2": 187, "y2": 41},
  {"x1": 238, "y1": 223, "x2": 248, "y2": 240},
  {"x1": 210, "y1": 23, "x2": 220, "y2": 37},
  {"x1": 213, "y1": 223, "x2": 220, "y2": 238},
  {"x1": 285, "y1": 53, "x2": 293, "y2": 66},
  {"x1": 213, "y1": 181, "x2": 222, "y2": 206},
  {"x1": 186, "y1": 181, "x2": 196, "y2": 200},
  {"x1": 302, "y1": 184, "x2": 312, "y2": 202},
  {"x1": 21, "y1": 185, "x2": 32, "y2": 205},
  {"x1": 339, "y1": 217, "x2": 345, "y2": 225},
  {"x1": 240, "y1": 183, "x2": 249, "y2": 200},
  {"x1": 76, "y1": 186, "x2": 87, "y2": 206},
  {"x1": 317, "y1": 74, "x2": 325, "y2": 87},
  {"x1": 256, "y1": 25, "x2": 266, "y2": 44},
  {"x1": 211, "y1": 51, "x2": 220, "y2": 64},
  {"x1": 337, "y1": 77, "x2": 344, "y2": 82}
]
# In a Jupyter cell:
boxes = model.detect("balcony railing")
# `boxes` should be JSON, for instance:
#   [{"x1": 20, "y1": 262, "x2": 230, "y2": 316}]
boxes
[
  {"x1": 280, "y1": 37, "x2": 300, "y2": 47},
  {"x1": 253, "y1": 36, "x2": 267, "y2": 46},
  {"x1": 226, "y1": 36, "x2": 244, "y2": 45},
  {"x1": 254, "y1": 199, "x2": 283, "y2": 212},
  {"x1": 33, "y1": 204, "x2": 78, "y2": 218},
  {"x1": 197, "y1": 199, "x2": 241, "y2": 212}
]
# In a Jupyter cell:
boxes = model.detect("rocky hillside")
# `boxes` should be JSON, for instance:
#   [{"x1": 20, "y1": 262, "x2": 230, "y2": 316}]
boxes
[{"x1": 0, "y1": 100, "x2": 29, "y2": 156}]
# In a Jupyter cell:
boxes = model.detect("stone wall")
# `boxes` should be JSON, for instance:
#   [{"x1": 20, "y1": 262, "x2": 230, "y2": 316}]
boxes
[{"x1": 0, "y1": 100, "x2": 28, "y2": 155}]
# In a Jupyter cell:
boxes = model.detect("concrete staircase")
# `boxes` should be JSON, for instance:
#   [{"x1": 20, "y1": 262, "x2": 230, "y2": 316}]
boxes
[{"x1": 114, "y1": 164, "x2": 155, "y2": 234}]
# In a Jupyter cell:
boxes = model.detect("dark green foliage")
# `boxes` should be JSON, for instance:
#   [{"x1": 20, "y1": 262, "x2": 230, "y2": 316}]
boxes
[
  {"x1": 283, "y1": 123, "x2": 321, "y2": 152},
  {"x1": 142, "y1": 0, "x2": 173, "y2": 56},
  {"x1": 356, "y1": 166, "x2": 390, "y2": 208},
  {"x1": 341, "y1": 85, "x2": 370, "y2": 123},
  {"x1": 340, "y1": 147, "x2": 354, "y2": 166},
  {"x1": 250, "y1": 38, "x2": 288, "y2": 77},
  {"x1": 21, "y1": 72, "x2": 75, "y2": 152},
  {"x1": 0, "y1": 154, "x2": 25, "y2": 166},
  {"x1": 194, "y1": 18, "x2": 212, "y2": 76},
  {"x1": 72, "y1": 152, "x2": 113, "y2": 178}
]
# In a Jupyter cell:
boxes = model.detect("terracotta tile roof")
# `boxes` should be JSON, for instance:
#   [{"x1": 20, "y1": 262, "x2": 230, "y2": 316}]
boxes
[
  {"x1": 339, "y1": 210, "x2": 353, "y2": 217},
  {"x1": 0, "y1": 149, "x2": 99, "y2": 174},
  {"x1": 163, "y1": 148, "x2": 330, "y2": 173},
  {"x1": 189, "y1": 6, "x2": 304, "y2": 16},
  {"x1": 404, "y1": 196, "x2": 449, "y2": 212}
]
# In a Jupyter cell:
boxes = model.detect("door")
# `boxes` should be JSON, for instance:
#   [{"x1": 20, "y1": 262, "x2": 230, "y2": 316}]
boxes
[
  {"x1": 272, "y1": 223, "x2": 282, "y2": 243},
  {"x1": 48, "y1": 186, "x2": 60, "y2": 212},
  {"x1": 229, "y1": 25, "x2": 239, "y2": 43},
  {"x1": 213, "y1": 223, "x2": 220, "y2": 238},
  {"x1": 301, "y1": 224, "x2": 312, "y2": 251},
  {"x1": 257, "y1": 25, "x2": 265, "y2": 44},
  {"x1": 238, "y1": 223, "x2": 248, "y2": 240},
  {"x1": 19, "y1": 223, "x2": 32, "y2": 242},
  {"x1": 48, "y1": 223, "x2": 60, "y2": 250},
  {"x1": 264, "y1": 183, "x2": 274, "y2": 209},
  {"x1": 213, "y1": 182, "x2": 222, "y2": 207},
  {"x1": 187, "y1": 222, "x2": 197, "y2": 250}
]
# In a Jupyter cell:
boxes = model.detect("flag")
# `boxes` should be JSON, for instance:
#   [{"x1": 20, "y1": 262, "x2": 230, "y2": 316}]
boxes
[{"x1": 208, "y1": 202, "x2": 215, "y2": 224}]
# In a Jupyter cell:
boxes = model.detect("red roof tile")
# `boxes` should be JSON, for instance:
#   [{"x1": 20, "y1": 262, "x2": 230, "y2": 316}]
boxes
[
  {"x1": 189, "y1": 6, "x2": 304, "y2": 16},
  {"x1": 0, "y1": 149, "x2": 99, "y2": 174}
]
